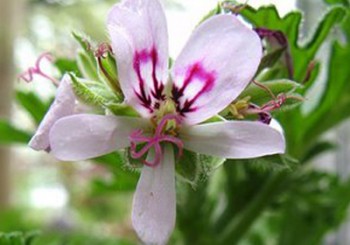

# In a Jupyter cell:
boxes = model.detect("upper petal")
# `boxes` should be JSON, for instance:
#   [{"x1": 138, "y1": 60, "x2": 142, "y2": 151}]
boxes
[
  {"x1": 180, "y1": 121, "x2": 285, "y2": 159},
  {"x1": 49, "y1": 114, "x2": 150, "y2": 161},
  {"x1": 171, "y1": 15, "x2": 262, "y2": 125},
  {"x1": 107, "y1": 0, "x2": 169, "y2": 117},
  {"x1": 29, "y1": 74, "x2": 76, "y2": 151},
  {"x1": 132, "y1": 145, "x2": 176, "y2": 245}
]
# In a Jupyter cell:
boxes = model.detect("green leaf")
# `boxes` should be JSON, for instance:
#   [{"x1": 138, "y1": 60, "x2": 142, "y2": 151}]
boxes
[
  {"x1": 72, "y1": 31, "x2": 98, "y2": 80},
  {"x1": 238, "y1": 5, "x2": 346, "y2": 158},
  {"x1": 303, "y1": 41, "x2": 350, "y2": 143},
  {"x1": 15, "y1": 91, "x2": 52, "y2": 125},
  {"x1": 302, "y1": 140, "x2": 337, "y2": 163},
  {"x1": 98, "y1": 52, "x2": 118, "y2": 86},
  {"x1": 239, "y1": 79, "x2": 301, "y2": 105},
  {"x1": 324, "y1": 0, "x2": 350, "y2": 7},
  {"x1": 77, "y1": 51, "x2": 99, "y2": 81},
  {"x1": 54, "y1": 58, "x2": 82, "y2": 77},
  {"x1": 69, "y1": 73, "x2": 122, "y2": 108},
  {"x1": 202, "y1": 115, "x2": 225, "y2": 124},
  {"x1": 92, "y1": 152, "x2": 139, "y2": 192},
  {"x1": 106, "y1": 103, "x2": 140, "y2": 117},
  {"x1": 248, "y1": 154, "x2": 299, "y2": 173},
  {"x1": 176, "y1": 150, "x2": 199, "y2": 186},
  {"x1": 0, "y1": 231, "x2": 39, "y2": 245},
  {"x1": 240, "y1": 5, "x2": 346, "y2": 82},
  {"x1": 0, "y1": 120, "x2": 32, "y2": 145},
  {"x1": 72, "y1": 31, "x2": 95, "y2": 55},
  {"x1": 276, "y1": 172, "x2": 350, "y2": 245},
  {"x1": 176, "y1": 150, "x2": 225, "y2": 187},
  {"x1": 256, "y1": 47, "x2": 286, "y2": 75}
]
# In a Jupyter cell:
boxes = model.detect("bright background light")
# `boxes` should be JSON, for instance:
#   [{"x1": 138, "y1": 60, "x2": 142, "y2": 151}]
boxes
[
  {"x1": 29, "y1": 185, "x2": 68, "y2": 209},
  {"x1": 165, "y1": 0, "x2": 296, "y2": 58}
]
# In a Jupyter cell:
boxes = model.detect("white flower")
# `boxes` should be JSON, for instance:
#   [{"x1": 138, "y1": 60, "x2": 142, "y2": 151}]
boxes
[{"x1": 31, "y1": 0, "x2": 286, "y2": 244}]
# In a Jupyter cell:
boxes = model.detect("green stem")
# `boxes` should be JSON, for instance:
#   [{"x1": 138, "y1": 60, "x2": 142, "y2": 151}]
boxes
[{"x1": 218, "y1": 171, "x2": 290, "y2": 245}]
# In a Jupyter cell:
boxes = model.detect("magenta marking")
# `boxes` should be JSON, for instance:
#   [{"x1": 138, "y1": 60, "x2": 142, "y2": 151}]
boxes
[
  {"x1": 18, "y1": 52, "x2": 58, "y2": 86},
  {"x1": 133, "y1": 46, "x2": 165, "y2": 113},
  {"x1": 172, "y1": 62, "x2": 216, "y2": 115},
  {"x1": 129, "y1": 114, "x2": 183, "y2": 167}
]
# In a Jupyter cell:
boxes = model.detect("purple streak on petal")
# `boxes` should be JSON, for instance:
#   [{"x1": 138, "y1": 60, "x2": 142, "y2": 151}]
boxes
[
  {"x1": 172, "y1": 62, "x2": 216, "y2": 116},
  {"x1": 133, "y1": 46, "x2": 165, "y2": 113}
]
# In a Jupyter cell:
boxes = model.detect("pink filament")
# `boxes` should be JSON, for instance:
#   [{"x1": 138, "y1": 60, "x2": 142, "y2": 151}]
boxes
[
  {"x1": 247, "y1": 94, "x2": 287, "y2": 115},
  {"x1": 18, "y1": 52, "x2": 58, "y2": 86},
  {"x1": 129, "y1": 114, "x2": 183, "y2": 167}
]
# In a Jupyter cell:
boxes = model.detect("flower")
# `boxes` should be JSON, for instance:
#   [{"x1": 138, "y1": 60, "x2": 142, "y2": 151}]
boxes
[
  {"x1": 29, "y1": 74, "x2": 76, "y2": 151},
  {"x1": 31, "y1": 0, "x2": 286, "y2": 244}
]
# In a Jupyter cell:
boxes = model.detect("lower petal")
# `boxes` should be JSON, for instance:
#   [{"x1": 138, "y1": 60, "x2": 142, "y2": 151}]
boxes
[
  {"x1": 49, "y1": 114, "x2": 149, "y2": 161},
  {"x1": 132, "y1": 145, "x2": 176, "y2": 245},
  {"x1": 180, "y1": 121, "x2": 285, "y2": 159}
]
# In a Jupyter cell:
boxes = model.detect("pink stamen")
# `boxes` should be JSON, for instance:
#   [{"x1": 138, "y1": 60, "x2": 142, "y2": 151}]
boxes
[
  {"x1": 18, "y1": 52, "x2": 58, "y2": 86},
  {"x1": 129, "y1": 114, "x2": 184, "y2": 167}
]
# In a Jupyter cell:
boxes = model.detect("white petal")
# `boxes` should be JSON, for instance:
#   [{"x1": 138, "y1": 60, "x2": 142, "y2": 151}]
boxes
[
  {"x1": 171, "y1": 15, "x2": 262, "y2": 125},
  {"x1": 180, "y1": 121, "x2": 285, "y2": 159},
  {"x1": 132, "y1": 145, "x2": 176, "y2": 245},
  {"x1": 269, "y1": 118, "x2": 284, "y2": 134},
  {"x1": 29, "y1": 74, "x2": 76, "y2": 151},
  {"x1": 107, "y1": 0, "x2": 169, "y2": 117},
  {"x1": 49, "y1": 114, "x2": 150, "y2": 161}
]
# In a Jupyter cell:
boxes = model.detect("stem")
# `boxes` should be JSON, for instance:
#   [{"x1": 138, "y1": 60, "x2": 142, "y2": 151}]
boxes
[{"x1": 218, "y1": 171, "x2": 290, "y2": 245}]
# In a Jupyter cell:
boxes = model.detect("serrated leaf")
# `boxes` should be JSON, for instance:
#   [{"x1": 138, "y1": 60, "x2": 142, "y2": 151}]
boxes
[
  {"x1": 303, "y1": 41, "x2": 350, "y2": 143},
  {"x1": 69, "y1": 74, "x2": 122, "y2": 109},
  {"x1": 240, "y1": 5, "x2": 346, "y2": 82},
  {"x1": 248, "y1": 154, "x2": 299, "y2": 173},
  {"x1": 236, "y1": 5, "x2": 346, "y2": 158}
]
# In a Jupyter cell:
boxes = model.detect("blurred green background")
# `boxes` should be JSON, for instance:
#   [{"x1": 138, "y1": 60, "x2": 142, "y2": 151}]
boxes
[{"x1": 1, "y1": 0, "x2": 350, "y2": 244}]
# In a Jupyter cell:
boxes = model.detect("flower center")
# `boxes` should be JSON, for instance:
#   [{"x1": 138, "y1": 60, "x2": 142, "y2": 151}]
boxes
[{"x1": 129, "y1": 114, "x2": 183, "y2": 167}]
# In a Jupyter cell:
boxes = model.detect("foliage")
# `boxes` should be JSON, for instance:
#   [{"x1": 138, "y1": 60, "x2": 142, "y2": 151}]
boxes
[
  {"x1": 3, "y1": 1, "x2": 350, "y2": 245},
  {"x1": 0, "y1": 231, "x2": 39, "y2": 245}
]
